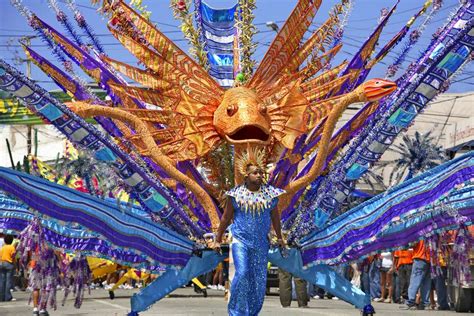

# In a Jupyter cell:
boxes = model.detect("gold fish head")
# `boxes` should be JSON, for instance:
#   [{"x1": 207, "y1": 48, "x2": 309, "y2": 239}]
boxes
[{"x1": 213, "y1": 87, "x2": 271, "y2": 145}]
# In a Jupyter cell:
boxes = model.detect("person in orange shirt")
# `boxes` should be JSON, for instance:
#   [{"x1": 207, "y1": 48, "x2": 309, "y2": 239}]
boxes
[
  {"x1": 393, "y1": 248, "x2": 413, "y2": 302},
  {"x1": 400, "y1": 240, "x2": 431, "y2": 310},
  {"x1": 0, "y1": 235, "x2": 16, "y2": 302}
]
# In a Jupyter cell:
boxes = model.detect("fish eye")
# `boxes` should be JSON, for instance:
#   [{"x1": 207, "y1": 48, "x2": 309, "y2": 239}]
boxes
[
  {"x1": 259, "y1": 104, "x2": 267, "y2": 114},
  {"x1": 227, "y1": 104, "x2": 237, "y2": 116}
]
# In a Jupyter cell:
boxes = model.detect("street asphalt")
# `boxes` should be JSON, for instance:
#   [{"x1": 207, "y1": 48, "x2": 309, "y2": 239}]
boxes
[{"x1": 0, "y1": 287, "x2": 459, "y2": 316}]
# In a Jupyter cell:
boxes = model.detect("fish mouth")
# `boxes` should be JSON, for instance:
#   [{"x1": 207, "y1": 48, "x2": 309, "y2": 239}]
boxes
[
  {"x1": 366, "y1": 81, "x2": 398, "y2": 101},
  {"x1": 382, "y1": 83, "x2": 397, "y2": 92},
  {"x1": 225, "y1": 125, "x2": 270, "y2": 145}
]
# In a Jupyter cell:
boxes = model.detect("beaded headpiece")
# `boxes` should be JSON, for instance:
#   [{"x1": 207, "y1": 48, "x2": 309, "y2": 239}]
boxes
[{"x1": 235, "y1": 147, "x2": 266, "y2": 177}]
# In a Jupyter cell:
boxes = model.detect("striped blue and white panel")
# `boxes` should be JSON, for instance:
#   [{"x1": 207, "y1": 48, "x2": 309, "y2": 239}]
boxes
[
  {"x1": 0, "y1": 168, "x2": 194, "y2": 270},
  {"x1": 198, "y1": 1, "x2": 237, "y2": 87}
]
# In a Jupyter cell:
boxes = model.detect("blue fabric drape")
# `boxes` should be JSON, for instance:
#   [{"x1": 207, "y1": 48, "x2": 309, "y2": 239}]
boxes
[
  {"x1": 130, "y1": 251, "x2": 226, "y2": 313},
  {"x1": 268, "y1": 248, "x2": 370, "y2": 309}
]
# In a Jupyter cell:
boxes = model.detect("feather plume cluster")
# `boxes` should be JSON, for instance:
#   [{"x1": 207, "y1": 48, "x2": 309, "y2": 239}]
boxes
[{"x1": 235, "y1": 146, "x2": 267, "y2": 177}]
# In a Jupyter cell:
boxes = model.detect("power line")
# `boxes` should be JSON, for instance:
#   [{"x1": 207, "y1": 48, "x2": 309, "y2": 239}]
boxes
[
  {"x1": 0, "y1": 39, "x2": 187, "y2": 48},
  {"x1": 428, "y1": 93, "x2": 474, "y2": 105},
  {"x1": 58, "y1": 0, "x2": 96, "y2": 11},
  {"x1": 452, "y1": 74, "x2": 474, "y2": 84},
  {"x1": 0, "y1": 28, "x2": 35, "y2": 33},
  {"x1": 341, "y1": 38, "x2": 417, "y2": 62},
  {"x1": 348, "y1": 3, "x2": 457, "y2": 25},
  {"x1": 0, "y1": 27, "x2": 275, "y2": 41},
  {"x1": 345, "y1": 4, "x2": 457, "y2": 34}
]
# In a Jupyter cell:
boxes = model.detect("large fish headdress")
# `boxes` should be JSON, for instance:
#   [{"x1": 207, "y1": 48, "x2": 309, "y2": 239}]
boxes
[{"x1": 24, "y1": 0, "x2": 396, "y2": 228}]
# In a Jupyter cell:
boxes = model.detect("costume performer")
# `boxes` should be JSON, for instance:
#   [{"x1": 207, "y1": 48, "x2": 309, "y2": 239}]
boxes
[
  {"x1": 5, "y1": 0, "x2": 473, "y2": 314},
  {"x1": 214, "y1": 150, "x2": 285, "y2": 315}
]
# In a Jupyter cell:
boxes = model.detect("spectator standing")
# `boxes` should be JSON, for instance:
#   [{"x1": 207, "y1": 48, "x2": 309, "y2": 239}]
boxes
[
  {"x1": 379, "y1": 252, "x2": 394, "y2": 303},
  {"x1": 434, "y1": 238, "x2": 450, "y2": 310},
  {"x1": 393, "y1": 248, "x2": 413, "y2": 303},
  {"x1": 368, "y1": 254, "x2": 381, "y2": 300},
  {"x1": 401, "y1": 240, "x2": 431, "y2": 310},
  {"x1": 0, "y1": 235, "x2": 16, "y2": 301},
  {"x1": 278, "y1": 267, "x2": 308, "y2": 308},
  {"x1": 360, "y1": 257, "x2": 371, "y2": 296}
]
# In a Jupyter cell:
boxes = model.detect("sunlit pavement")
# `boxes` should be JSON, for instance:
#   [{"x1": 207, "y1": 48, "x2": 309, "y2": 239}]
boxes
[{"x1": 0, "y1": 287, "x2": 458, "y2": 316}]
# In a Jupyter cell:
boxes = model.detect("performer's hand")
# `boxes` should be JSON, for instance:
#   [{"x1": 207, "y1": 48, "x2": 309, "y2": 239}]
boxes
[
  {"x1": 277, "y1": 238, "x2": 286, "y2": 249},
  {"x1": 213, "y1": 241, "x2": 222, "y2": 254},
  {"x1": 278, "y1": 239, "x2": 289, "y2": 258}
]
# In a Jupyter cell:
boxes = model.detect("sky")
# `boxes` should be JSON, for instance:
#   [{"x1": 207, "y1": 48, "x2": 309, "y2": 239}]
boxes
[{"x1": 0, "y1": 0, "x2": 472, "y2": 93}]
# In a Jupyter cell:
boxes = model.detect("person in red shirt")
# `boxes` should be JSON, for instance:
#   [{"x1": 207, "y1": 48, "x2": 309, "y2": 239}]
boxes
[{"x1": 400, "y1": 240, "x2": 431, "y2": 310}]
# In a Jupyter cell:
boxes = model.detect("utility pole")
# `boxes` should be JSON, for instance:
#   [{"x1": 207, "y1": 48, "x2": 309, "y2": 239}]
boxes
[{"x1": 22, "y1": 36, "x2": 35, "y2": 155}]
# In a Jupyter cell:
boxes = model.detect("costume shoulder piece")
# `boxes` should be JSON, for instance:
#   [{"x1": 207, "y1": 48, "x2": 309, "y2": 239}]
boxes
[{"x1": 226, "y1": 184, "x2": 285, "y2": 215}]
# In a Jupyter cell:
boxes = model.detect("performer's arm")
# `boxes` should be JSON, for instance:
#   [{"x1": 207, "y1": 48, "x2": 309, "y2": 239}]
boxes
[
  {"x1": 271, "y1": 206, "x2": 285, "y2": 247},
  {"x1": 216, "y1": 197, "x2": 234, "y2": 244}
]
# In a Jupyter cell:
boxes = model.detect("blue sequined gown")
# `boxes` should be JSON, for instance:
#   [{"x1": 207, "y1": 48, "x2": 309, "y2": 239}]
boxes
[{"x1": 226, "y1": 184, "x2": 285, "y2": 316}]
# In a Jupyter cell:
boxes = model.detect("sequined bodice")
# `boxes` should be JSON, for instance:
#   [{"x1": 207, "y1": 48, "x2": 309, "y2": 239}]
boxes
[{"x1": 226, "y1": 184, "x2": 285, "y2": 248}]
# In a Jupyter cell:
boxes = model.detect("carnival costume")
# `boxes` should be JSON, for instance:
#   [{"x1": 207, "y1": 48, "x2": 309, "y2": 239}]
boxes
[
  {"x1": 0, "y1": 0, "x2": 473, "y2": 315},
  {"x1": 226, "y1": 184, "x2": 284, "y2": 315}
]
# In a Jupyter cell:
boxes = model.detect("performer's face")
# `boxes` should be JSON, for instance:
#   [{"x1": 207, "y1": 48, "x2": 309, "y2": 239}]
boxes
[{"x1": 246, "y1": 165, "x2": 263, "y2": 186}]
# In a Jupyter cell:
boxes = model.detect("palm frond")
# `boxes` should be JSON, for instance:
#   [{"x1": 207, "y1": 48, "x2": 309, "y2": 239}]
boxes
[{"x1": 385, "y1": 132, "x2": 447, "y2": 185}]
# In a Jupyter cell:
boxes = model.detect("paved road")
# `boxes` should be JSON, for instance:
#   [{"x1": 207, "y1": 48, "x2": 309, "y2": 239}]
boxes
[{"x1": 0, "y1": 287, "x2": 459, "y2": 316}]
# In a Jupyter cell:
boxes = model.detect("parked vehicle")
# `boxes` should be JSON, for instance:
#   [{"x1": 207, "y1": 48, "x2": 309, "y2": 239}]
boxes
[{"x1": 266, "y1": 264, "x2": 279, "y2": 294}]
